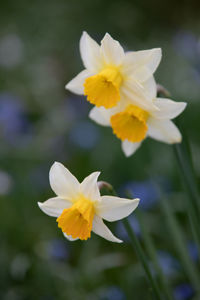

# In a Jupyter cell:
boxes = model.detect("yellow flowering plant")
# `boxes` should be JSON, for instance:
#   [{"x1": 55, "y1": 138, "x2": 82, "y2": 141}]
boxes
[{"x1": 38, "y1": 32, "x2": 200, "y2": 300}]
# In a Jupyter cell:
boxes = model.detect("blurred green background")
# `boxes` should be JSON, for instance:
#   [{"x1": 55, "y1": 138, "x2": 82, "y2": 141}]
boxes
[{"x1": 0, "y1": 0, "x2": 200, "y2": 299}]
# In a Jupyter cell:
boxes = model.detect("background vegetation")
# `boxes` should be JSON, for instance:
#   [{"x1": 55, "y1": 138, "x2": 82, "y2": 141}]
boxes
[{"x1": 0, "y1": 0, "x2": 200, "y2": 299}]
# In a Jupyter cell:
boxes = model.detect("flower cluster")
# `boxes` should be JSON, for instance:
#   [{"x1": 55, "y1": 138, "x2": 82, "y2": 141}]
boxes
[
  {"x1": 66, "y1": 32, "x2": 187, "y2": 156},
  {"x1": 39, "y1": 32, "x2": 187, "y2": 243}
]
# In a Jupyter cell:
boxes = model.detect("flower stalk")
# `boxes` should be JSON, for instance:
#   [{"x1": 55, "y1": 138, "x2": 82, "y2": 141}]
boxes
[
  {"x1": 173, "y1": 142, "x2": 200, "y2": 215},
  {"x1": 137, "y1": 210, "x2": 173, "y2": 300},
  {"x1": 99, "y1": 183, "x2": 163, "y2": 300},
  {"x1": 173, "y1": 142, "x2": 200, "y2": 256},
  {"x1": 157, "y1": 184, "x2": 200, "y2": 293},
  {"x1": 122, "y1": 218, "x2": 164, "y2": 300}
]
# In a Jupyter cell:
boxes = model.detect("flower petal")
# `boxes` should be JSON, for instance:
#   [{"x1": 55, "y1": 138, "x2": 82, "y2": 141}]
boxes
[
  {"x1": 65, "y1": 69, "x2": 92, "y2": 95},
  {"x1": 63, "y1": 233, "x2": 79, "y2": 241},
  {"x1": 151, "y1": 98, "x2": 187, "y2": 120},
  {"x1": 97, "y1": 196, "x2": 140, "y2": 222},
  {"x1": 92, "y1": 215, "x2": 122, "y2": 243},
  {"x1": 122, "y1": 140, "x2": 141, "y2": 157},
  {"x1": 100, "y1": 33, "x2": 125, "y2": 66},
  {"x1": 80, "y1": 172, "x2": 101, "y2": 201},
  {"x1": 121, "y1": 78, "x2": 158, "y2": 112},
  {"x1": 142, "y1": 76, "x2": 157, "y2": 101},
  {"x1": 132, "y1": 66, "x2": 152, "y2": 83},
  {"x1": 89, "y1": 106, "x2": 111, "y2": 126},
  {"x1": 49, "y1": 162, "x2": 79, "y2": 200},
  {"x1": 148, "y1": 118, "x2": 182, "y2": 143},
  {"x1": 38, "y1": 197, "x2": 71, "y2": 217},
  {"x1": 123, "y1": 48, "x2": 162, "y2": 77},
  {"x1": 80, "y1": 31, "x2": 102, "y2": 72}
]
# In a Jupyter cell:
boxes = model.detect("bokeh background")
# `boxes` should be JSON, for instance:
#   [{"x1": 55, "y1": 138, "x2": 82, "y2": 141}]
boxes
[{"x1": 0, "y1": 0, "x2": 200, "y2": 299}]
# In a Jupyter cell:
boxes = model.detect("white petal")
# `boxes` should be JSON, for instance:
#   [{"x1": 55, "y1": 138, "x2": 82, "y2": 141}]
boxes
[
  {"x1": 92, "y1": 215, "x2": 122, "y2": 243},
  {"x1": 80, "y1": 172, "x2": 101, "y2": 201},
  {"x1": 100, "y1": 33, "x2": 125, "y2": 66},
  {"x1": 97, "y1": 196, "x2": 140, "y2": 222},
  {"x1": 38, "y1": 197, "x2": 71, "y2": 217},
  {"x1": 65, "y1": 69, "x2": 92, "y2": 95},
  {"x1": 141, "y1": 48, "x2": 162, "y2": 73},
  {"x1": 89, "y1": 100, "x2": 129, "y2": 127},
  {"x1": 151, "y1": 98, "x2": 187, "y2": 120},
  {"x1": 123, "y1": 48, "x2": 162, "y2": 77},
  {"x1": 148, "y1": 118, "x2": 182, "y2": 144},
  {"x1": 122, "y1": 140, "x2": 142, "y2": 157},
  {"x1": 63, "y1": 233, "x2": 79, "y2": 241},
  {"x1": 132, "y1": 66, "x2": 152, "y2": 83},
  {"x1": 49, "y1": 162, "x2": 79, "y2": 200},
  {"x1": 142, "y1": 76, "x2": 157, "y2": 101},
  {"x1": 80, "y1": 31, "x2": 102, "y2": 72},
  {"x1": 121, "y1": 78, "x2": 158, "y2": 112},
  {"x1": 89, "y1": 106, "x2": 111, "y2": 126}
]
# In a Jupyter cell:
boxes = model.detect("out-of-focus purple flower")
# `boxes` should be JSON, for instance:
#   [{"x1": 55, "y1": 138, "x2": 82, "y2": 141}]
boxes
[
  {"x1": 47, "y1": 239, "x2": 69, "y2": 261},
  {"x1": 121, "y1": 181, "x2": 157, "y2": 210},
  {"x1": 69, "y1": 120, "x2": 100, "y2": 150},
  {"x1": 120, "y1": 179, "x2": 170, "y2": 210},
  {"x1": 157, "y1": 250, "x2": 180, "y2": 277},
  {"x1": 173, "y1": 31, "x2": 199, "y2": 61},
  {"x1": 187, "y1": 241, "x2": 198, "y2": 263},
  {"x1": 0, "y1": 92, "x2": 30, "y2": 144},
  {"x1": 116, "y1": 215, "x2": 140, "y2": 241},
  {"x1": 66, "y1": 95, "x2": 91, "y2": 120},
  {"x1": 174, "y1": 283, "x2": 194, "y2": 300},
  {"x1": 100, "y1": 286, "x2": 125, "y2": 300}
]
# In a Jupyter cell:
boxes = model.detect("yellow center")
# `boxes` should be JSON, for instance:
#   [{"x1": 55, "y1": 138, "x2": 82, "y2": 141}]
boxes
[
  {"x1": 84, "y1": 66, "x2": 123, "y2": 109},
  {"x1": 57, "y1": 196, "x2": 95, "y2": 240},
  {"x1": 110, "y1": 104, "x2": 149, "y2": 143}
]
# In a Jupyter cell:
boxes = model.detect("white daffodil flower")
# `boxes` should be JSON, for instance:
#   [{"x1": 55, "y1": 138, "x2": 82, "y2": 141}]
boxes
[
  {"x1": 65, "y1": 31, "x2": 161, "y2": 111},
  {"x1": 38, "y1": 162, "x2": 139, "y2": 242},
  {"x1": 89, "y1": 96, "x2": 187, "y2": 157}
]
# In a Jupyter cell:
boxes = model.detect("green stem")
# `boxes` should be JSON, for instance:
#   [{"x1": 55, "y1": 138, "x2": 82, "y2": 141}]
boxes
[
  {"x1": 122, "y1": 219, "x2": 164, "y2": 300},
  {"x1": 137, "y1": 211, "x2": 173, "y2": 300},
  {"x1": 173, "y1": 143, "x2": 200, "y2": 256},
  {"x1": 100, "y1": 186, "x2": 163, "y2": 298},
  {"x1": 158, "y1": 187, "x2": 200, "y2": 292},
  {"x1": 173, "y1": 143, "x2": 200, "y2": 214}
]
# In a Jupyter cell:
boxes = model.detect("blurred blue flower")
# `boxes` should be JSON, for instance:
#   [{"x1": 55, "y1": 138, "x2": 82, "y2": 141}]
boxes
[
  {"x1": 120, "y1": 179, "x2": 170, "y2": 210},
  {"x1": 116, "y1": 215, "x2": 140, "y2": 241},
  {"x1": 69, "y1": 120, "x2": 100, "y2": 150},
  {"x1": 174, "y1": 283, "x2": 194, "y2": 300},
  {"x1": 67, "y1": 95, "x2": 91, "y2": 119},
  {"x1": 157, "y1": 250, "x2": 180, "y2": 277},
  {"x1": 47, "y1": 238, "x2": 69, "y2": 261},
  {"x1": 0, "y1": 92, "x2": 30, "y2": 144},
  {"x1": 187, "y1": 241, "x2": 198, "y2": 263},
  {"x1": 100, "y1": 286, "x2": 125, "y2": 300},
  {"x1": 173, "y1": 31, "x2": 199, "y2": 61},
  {"x1": 120, "y1": 181, "x2": 158, "y2": 210}
]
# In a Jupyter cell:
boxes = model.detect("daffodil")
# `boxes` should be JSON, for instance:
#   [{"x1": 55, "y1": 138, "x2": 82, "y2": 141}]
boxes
[
  {"x1": 38, "y1": 162, "x2": 139, "y2": 242},
  {"x1": 89, "y1": 95, "x2": 187, "y2": 157},
  {"x1": 65, "y1": 31, "x2": 161, "y2": 111}
]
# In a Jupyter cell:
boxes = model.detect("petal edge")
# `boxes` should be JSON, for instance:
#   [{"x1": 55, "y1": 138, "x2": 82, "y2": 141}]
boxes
[{"x1": 92, "y1": 215, "x2": 123, "y2": 243}]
